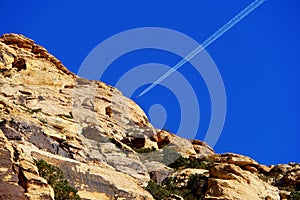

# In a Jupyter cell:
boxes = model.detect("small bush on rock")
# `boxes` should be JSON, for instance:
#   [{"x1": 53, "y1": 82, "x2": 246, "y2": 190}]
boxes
[
  {"x1": 291, "y1": 191, "x2": 300, "y2": 200},
  {"x1": 145, "y1": 174, "x2": 207, "y2": 200},
  {"x1": 34, "y1": 159, "x2": 81, "y2": 200},
  {"x1": 167, "y1": 155, "x2": 214, "y2": 170},
  {"x1": 145, "y1": 180, "x2": 170, "y2": 199}
]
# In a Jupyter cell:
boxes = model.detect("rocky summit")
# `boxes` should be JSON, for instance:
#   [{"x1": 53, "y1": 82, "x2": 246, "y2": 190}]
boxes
[{"x1": 0, "y1": 33, "x2": 299, "y2": 200}]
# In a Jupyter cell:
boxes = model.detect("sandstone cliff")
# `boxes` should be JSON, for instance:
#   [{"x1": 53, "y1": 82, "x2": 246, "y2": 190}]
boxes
[{"x1": 0, "y1": 33, "x2": 299, "y2": 200}]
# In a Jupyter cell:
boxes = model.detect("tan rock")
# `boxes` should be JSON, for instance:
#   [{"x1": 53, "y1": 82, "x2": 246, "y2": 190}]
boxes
[
  {"x1": 42, "y1": 126, "x2": 66, "y2": 142},
  {"x1": 206, "y1": 163, "x2": 280, "y2": 200},
  {"x1": 77, "y1": 191, "x2": 111, "y2": 200},
  {"x1": 244, "y1": 165, "x2": 258, "y2": 173},
  {"x1": 156, "y1": 130, "x2": 200, "y2": 158},
  {"x1": 210, "y1": 153, "x2": 259, "y2": 167},
  {"x1": 269, "y1": 163, "x2": 300, "y2": 187},
  {"x1": 28, "y1": 145, "x2": 153, "y2": 199},
  {"x1": 165, "y1": 194, "x2": 184, "y2": 200},
  {"x1": 145, "y1": 161, "x2": 174, "y2": 184},
  {"x1": 156, "y1": 130, "x2": 171, "y2": 148},
  {"x1": 0, "y1": 33, "x2": 298, "y2": 200},
  {"x1": 171, "y1": 168, "x2": 209, "y2": 178},
  {"x1": 257, "y1": 164, "x2": 271, "y2": 174},
  {"x1": 279, "y1": 190, "x2": 291, "y2": 200},
  {"x1": 13, "y1": 144, "x2": 55, "y2": 200},
  {"x1": 0, "y1": 33, "x2": 34, "y2": 50},
  {"x1": 0, "y1": 130, "x2": 27, "y2": 200},
  {"x1": 21, "y1": 170, "x2": 54, "y2": 200},
  {"x1": 191, "y1": 139, "x2": 214, "y2": 156}
]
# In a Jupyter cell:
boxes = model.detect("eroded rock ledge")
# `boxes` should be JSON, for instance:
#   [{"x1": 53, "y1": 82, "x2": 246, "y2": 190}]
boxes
[{"x1": 0, "y1": 33, "x2": 299, "y2": 200}]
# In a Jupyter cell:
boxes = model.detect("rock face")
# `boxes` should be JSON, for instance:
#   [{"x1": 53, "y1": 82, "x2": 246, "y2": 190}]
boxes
[
  {"x1": 0, "y1": 129, "x2": 27, "y2": 200},
  {"x1": 0, "y1": 33, "x2": 299, "y2": 200},
  {"x1": 207, "y1": 163, "x2": 279, "y2": 200}
]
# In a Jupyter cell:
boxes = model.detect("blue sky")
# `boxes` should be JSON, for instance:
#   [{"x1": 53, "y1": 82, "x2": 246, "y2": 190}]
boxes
[{"x1": 1, "y1": 1, "x2": 299, "y2": 165}]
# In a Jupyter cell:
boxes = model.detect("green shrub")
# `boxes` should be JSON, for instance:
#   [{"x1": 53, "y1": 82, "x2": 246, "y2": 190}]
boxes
[
  {"x1": 145, "y1": 180, "x2": 170, "y2": 199},
  {"x1": 291, "y1": 191, "x2": 300, "y2": 200},
  {"x1": 167, "y1": 155, "x2": 213, "y2": 170},
  {"x1": 186, "y1": 174, "x2": 208, "y2": 199},
  {"x1": 35, "y1": 159, "x2": 63, "y2": 186},
  {"x1": 145, "y1": 174, "x2": 207, "y2": 200},
  {"x1": 161, "y1": 177, "x2": 178, "y2": 190},
  {"x1": 134, "y1": 147, "x2": 156, "y2": 153},
  {"x1": 168, "y1": 156, "x2": 189, "y2": 169},
  {"x1": 54, "y1": 180, "x2": 81, "y2": 200},
  {"x1": 277, "y1": 184, "x2": 300, "y2": 200},
  {"x1": 34, "y1": 159, "x2": 81, "y2": 200},
  {"x1": 257, "y1": 174, "x2": 269, "y2": 182}
]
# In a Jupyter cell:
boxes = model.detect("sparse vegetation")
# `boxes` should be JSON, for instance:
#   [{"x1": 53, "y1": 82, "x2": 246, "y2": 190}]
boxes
[
  {"x1": 186, "y1": 174, "x2": 208, "y2": 199},
  {"x1": 257, "y1": 172, "x2": 300, "y2": 200},
  {"x1": 291, "y1": 191, "x2": 300, "y2": 200},
  {"x1": 34, "y1": 159, "x2": 81, "y2": 200},
  {"x1": 167, "y1": 153, "x2": 214, "y2": 170},
  {"x1": 134, "y1": 147, "x2": 156, "y2": 154},
  {"x1": 145, "y1": 180, "x2": 170, "y2": 199},
  {"x1": 145, "y1": 174, "x2": 207, "y2": 200},
  {"x1": 258, "y1": 174, "x2": 269, "y2": 182},
  {"x1": 277, "y1": 184, "x2": 300, "y2": 200}
]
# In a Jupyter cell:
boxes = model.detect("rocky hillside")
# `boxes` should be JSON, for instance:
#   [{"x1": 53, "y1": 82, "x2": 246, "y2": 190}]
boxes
[{"x1": 0, "y1": 33, "x2": 299, "y2": 200}]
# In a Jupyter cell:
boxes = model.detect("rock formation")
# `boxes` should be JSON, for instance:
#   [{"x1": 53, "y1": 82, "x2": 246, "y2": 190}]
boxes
[{"x1": 0, "y1": 33, "x2": 299, "y2": 200}]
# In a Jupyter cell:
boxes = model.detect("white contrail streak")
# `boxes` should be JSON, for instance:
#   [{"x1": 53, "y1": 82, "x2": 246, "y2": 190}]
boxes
[{"x1": 138, "y1": 0, "x2": 266, "y2": 97}]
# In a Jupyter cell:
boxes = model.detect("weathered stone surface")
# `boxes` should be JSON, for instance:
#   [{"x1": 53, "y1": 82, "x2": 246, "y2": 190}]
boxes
[
  {"x1": 0, "y1": 33, "x2": 74, "y2": 77},
  {"x1": 17, "y1": 142, "x2": 153, "y2": 200},
  {"x1": 209, "y1": 153, "x2": 259, "y2": 167},
  {"x1": 14, "y1": 144, "x2": 54, "y2": 200},
  {"x1": 269, "y1": 163, "x2": 300, "y2": 187},
  {"x1": 0, "y1": 130, "x2": 27, "y2": 200},
  {"x1": 0, "y1": 33, "x2": 156, "y2": 199},
  {"x1": 0, "y1": 33, "x2": 299, "y2": 200},
  {"x1": 191, "y1": 139, "x2": 214, "y2": 156},
  {"x1": 156, "y1": 130, "x2": 171, "y2": 148},
  {"x1": 0, "y1": 127, "x2": 54, "y2": 200},
  {"x1": 206, "y1": 163, "x2": 280, "y2": 200},
  {"x1": 145, "y1": 161, "x2": 173, "y2": 184},
  {"x1": 156, "y1": 130, "x2": 213, "y2": 158}
]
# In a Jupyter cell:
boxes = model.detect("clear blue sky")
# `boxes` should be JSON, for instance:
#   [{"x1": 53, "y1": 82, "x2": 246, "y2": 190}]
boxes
[{"x1": 1, "y1": 1, "x2": 299, "y2": 165}]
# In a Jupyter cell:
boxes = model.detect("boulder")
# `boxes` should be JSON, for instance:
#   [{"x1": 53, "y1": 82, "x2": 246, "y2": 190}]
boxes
[{"x1": 206, "y1": 163, "x2": 280, "y2": 200}]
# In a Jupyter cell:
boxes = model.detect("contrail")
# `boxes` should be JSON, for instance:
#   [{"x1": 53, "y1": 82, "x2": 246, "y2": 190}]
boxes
[{"x1": 138, "y1": 0, "x2": 266, "y2": 97}]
